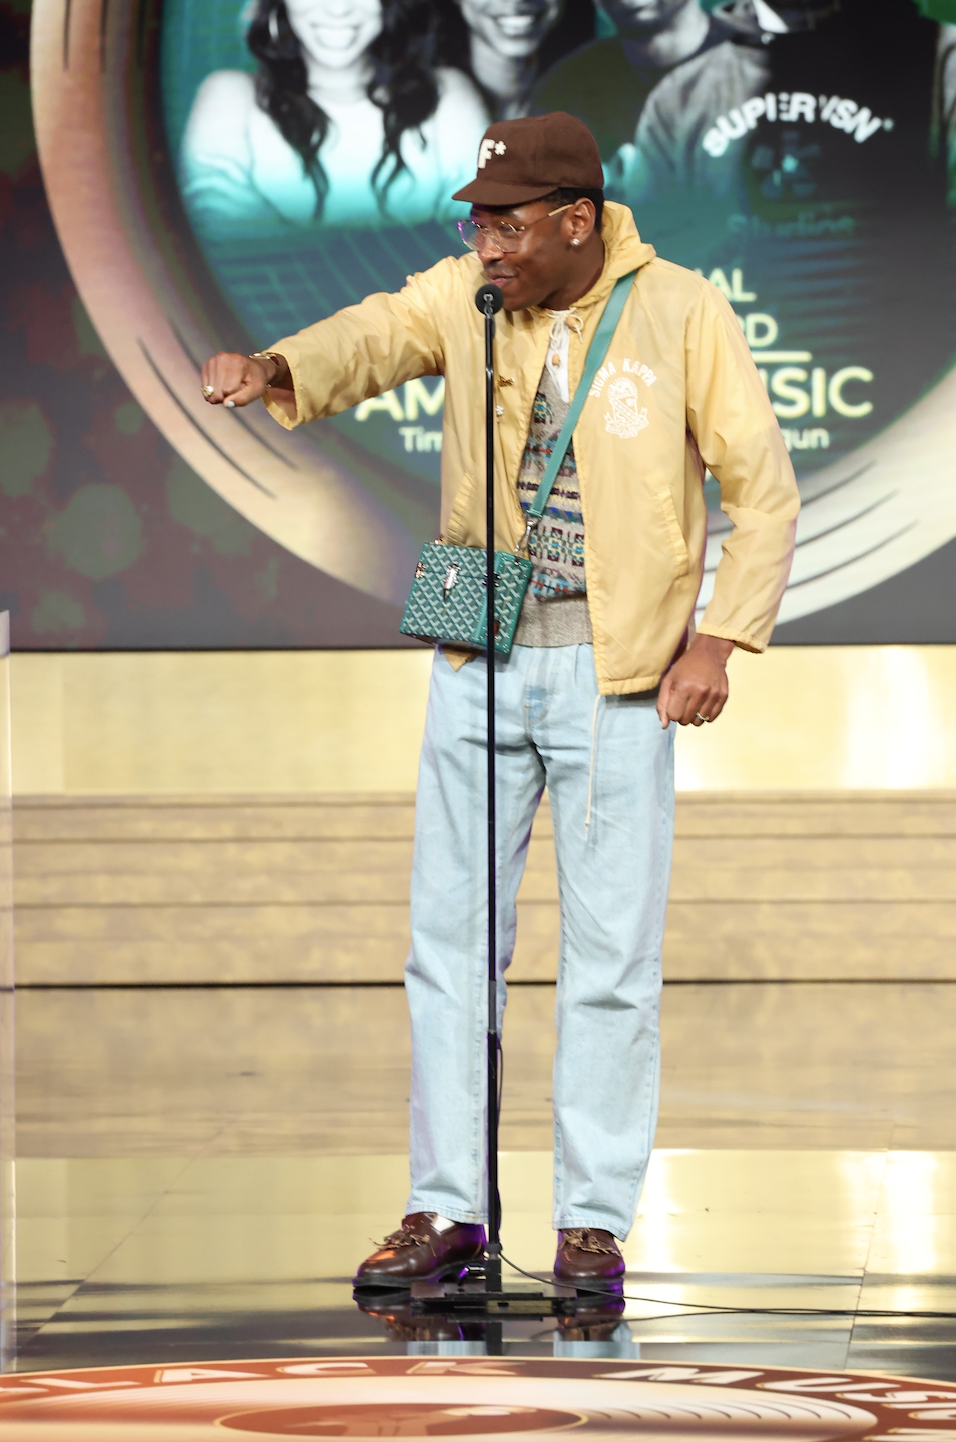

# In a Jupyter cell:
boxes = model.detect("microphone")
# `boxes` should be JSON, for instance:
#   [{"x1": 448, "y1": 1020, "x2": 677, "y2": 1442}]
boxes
[{"x1": 475, "y1": 283, "x2": 504, "y2": 316}]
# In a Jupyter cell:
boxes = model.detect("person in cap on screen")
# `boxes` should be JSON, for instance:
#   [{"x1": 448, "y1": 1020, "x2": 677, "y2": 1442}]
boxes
[
  {"x1": 179, "y1": 0, "x2": 488, "y2": 236},
  {"x1": 621, "y1": 0, "x2": 956, "y2": 207},
  {"x1": 199, "y1": 112, "x2": 799, "y2": 1285},
  {"x1": 530, "y1": 0, "x2": 739, "y2": 163},
  {"x1": 614, "y1": 0, "x2": 956, "y2": 471},
  {"x1": 437, "y1": 0, "x2": 596, "y2": 119}
]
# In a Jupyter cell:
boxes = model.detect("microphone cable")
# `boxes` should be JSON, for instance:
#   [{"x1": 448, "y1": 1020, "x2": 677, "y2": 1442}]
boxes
[{"x1": 497, "y1": 1250, "x2": 956, "y2": 1321}]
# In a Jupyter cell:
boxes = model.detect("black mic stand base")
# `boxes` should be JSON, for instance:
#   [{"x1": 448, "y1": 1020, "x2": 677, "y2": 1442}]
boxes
[
  {"x1": 354, "y1": 1269, "x2": 611, "y2": 1316},
  {"x1": 355, "y1": 1272, "x2": 625, "y2": 1356},
  {"x1": 411, "y1": 1288, "x2": 581, "y2": 1321}
]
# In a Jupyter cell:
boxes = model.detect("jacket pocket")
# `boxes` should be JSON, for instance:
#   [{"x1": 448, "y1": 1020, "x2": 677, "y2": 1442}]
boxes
[
  {"x1": 656, "y1": 487, "x2": 690, "y2": 578},
  {"x1": 445, "y1": 471, "x2": 478, "y2": 545}
]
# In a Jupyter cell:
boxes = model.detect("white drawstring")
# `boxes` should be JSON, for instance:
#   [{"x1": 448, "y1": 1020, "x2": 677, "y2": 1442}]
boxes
[
  {"x1": 584, "y1": 693, "x2": 601, "y2": 838},
  {"x1": 548, "y1": 308, "x2": 584, "y2": 340}
]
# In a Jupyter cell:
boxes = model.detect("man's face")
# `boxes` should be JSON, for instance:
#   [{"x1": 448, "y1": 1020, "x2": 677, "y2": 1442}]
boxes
[
  {"x1": 599, "y1": 0, "x2": 694, "y2": 37},
  {"x1": 457, "y1": 0, "x2": 562, "y2": 60},
  {"x1": 470, "y1": 199, "x2": 592, "y2": 311}
]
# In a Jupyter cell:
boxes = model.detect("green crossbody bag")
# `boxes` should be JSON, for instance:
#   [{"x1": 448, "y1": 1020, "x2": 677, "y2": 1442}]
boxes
[{"x1": 399, "y1": 269, "x2": 637, "y2": 657}]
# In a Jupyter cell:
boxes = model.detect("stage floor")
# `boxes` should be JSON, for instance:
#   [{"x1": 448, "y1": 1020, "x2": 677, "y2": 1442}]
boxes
[{"x1": 14, "y1": 981, "x2": 956, "y2": 1378}]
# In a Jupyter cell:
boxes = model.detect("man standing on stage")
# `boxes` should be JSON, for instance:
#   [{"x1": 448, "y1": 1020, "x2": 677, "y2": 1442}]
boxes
[{"x1": 201, "y1": 112, "x2": 799, "y2": 1286}]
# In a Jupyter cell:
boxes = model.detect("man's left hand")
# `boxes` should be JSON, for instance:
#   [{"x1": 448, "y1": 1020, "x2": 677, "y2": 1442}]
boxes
[{"x1": 657, "y1": 633, "x2": 735, "y2": 729}]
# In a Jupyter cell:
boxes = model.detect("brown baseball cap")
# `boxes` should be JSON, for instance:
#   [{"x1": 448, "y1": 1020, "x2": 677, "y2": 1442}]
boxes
[{"x1": 452, "y1": 112, "x2": 603, "y2": 208}]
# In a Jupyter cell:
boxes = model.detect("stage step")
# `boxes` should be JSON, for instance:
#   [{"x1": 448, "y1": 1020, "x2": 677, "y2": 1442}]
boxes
[{"x1": 12, "y1": 792, "x2": 956, "y2": 984}]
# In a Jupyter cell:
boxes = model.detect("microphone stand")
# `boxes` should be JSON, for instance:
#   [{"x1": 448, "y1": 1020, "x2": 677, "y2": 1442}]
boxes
[
  {"x1": 481, "y1": 286, "x2": 502, "y2": 1303},
  {"x1": 409, "y1": 285, "x2": 581, "y2": 1342}
]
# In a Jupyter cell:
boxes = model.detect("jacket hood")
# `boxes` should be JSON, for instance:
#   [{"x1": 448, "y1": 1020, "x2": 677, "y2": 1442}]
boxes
[
  {"x1": 531, "y1": 202, "x2": 656, "y2": 317},
  {"x1": 602, "y1": 201, "x2": 656, "y2": 280}
]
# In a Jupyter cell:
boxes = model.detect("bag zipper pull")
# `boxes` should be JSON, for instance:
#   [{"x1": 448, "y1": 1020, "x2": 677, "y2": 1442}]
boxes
[{"x1": 516, "y1": 515, "x2": 537, "y2": 557}]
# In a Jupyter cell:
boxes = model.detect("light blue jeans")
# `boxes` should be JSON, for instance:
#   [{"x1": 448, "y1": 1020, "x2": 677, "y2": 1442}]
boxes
[{"x1": 404, "y1": 643, "x2": 675, "y2": 1241}]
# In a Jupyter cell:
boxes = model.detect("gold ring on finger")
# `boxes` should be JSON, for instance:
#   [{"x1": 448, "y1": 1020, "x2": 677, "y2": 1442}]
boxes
[{"x1": 202, "y1": 385, "x2": 214, "y2": 397}]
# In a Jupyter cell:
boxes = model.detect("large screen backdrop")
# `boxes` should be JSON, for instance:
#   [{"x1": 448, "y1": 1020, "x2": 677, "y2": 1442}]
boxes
[{"x1": 21, "y1": 0, "x2": 956, "y2": 645}]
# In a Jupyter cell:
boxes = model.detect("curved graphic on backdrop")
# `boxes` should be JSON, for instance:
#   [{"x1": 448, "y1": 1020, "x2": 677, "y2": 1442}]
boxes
[
  {"x1": 702, "y1": 365, "x2": 956, "y2": 624},
  {"x1": 30, "y1": 0, "x2": 428, "y2": 607},
  {"x1": 31, "y1": 0, "x2": 956, "y2": 621},
  {"x1": 6, "y1": 1356, "x2": 956, "y2": 1437}
]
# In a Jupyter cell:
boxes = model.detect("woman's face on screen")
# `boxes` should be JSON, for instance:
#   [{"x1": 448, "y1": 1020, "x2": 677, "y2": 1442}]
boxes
[
  {"x1": 457, "y1": 0, "x2": 562, "y2": 59},
  {"x1": 283, "y1": 0, "x2": 383, "y2": 69}
]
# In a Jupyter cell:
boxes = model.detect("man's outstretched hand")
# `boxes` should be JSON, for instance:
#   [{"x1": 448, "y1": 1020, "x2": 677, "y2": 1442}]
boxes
[
  {"x1": 656, "y1": 633, "x2": 734, "y2": 729},
  {"x1": 200, "y1": 351, "x2": 292, "y2": 409}
]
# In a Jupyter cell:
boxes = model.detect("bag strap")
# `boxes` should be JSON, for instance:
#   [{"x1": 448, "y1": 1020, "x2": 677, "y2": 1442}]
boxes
[{"x1": 523, "y1": 268, "x2": 637, "y2": 527}]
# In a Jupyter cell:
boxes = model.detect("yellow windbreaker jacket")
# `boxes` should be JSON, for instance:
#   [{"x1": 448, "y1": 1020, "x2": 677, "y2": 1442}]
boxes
[{"x1": 265, "y1": 202, "x2": 799, "y2": 694}]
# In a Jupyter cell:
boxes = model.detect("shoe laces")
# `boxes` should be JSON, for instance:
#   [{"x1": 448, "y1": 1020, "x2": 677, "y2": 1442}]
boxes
[
  {"x1": 561, "y1": 1227, "x2": 618, "y2": 1255},
  {"x1": 376, "y1": 1224, "x2": 430, "y2": 1250}
]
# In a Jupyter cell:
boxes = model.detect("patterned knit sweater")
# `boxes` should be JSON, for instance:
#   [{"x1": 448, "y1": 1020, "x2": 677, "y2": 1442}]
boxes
[
  {"x1": 516, "y1": 363, "x2": 585, "y2": 599},
  {"x1": 513, "y1": 361, "x2": 592, "y2": 647}
]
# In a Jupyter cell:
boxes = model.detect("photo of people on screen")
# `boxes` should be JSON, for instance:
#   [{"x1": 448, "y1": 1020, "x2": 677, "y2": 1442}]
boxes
[
  {"x1": 437, "y1": 0, "x2": 596, "y2": 120},
  {"x1": 620, "y1": 0, "x2": 956, "y2": 213},
  {"x1": 179, "y1": 0, "x2": 489, "y2": 237},
  {"x1": 170, "y1": 0, "x2": 956, "y2": 492}
]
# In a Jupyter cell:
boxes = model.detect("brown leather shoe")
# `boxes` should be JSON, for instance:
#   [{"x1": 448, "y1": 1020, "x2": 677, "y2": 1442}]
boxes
[
  {"x1": 353, "y1": 1212, "x2": 486, "y2": 1289},
  {"x1": 553, "y1": 1227, "x2": 625, "y2": 1283}
]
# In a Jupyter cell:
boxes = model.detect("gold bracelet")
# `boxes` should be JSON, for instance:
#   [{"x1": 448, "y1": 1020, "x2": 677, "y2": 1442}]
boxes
[{"x1": 249, "y1": 352, "x2": 282, "y2": 385}]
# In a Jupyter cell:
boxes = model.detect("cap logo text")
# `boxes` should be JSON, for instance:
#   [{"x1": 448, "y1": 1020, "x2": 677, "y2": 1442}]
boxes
[{"x1": 477, "y1": 139, "x2": 508, "y2": 168}]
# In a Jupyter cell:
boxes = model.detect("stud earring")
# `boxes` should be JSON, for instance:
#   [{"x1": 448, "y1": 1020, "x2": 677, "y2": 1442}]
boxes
[{"x1": 571, "y1": 238, "x2": 580, "y2": 246}]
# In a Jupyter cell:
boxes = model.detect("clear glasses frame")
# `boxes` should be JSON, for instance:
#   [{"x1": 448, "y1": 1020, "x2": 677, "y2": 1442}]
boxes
[{"x1": 457, "y1": 203, "x2": 573, "y2": 254}]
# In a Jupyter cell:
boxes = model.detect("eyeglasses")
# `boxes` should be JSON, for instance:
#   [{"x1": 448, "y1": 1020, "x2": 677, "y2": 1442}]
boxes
[{"x1": 457, "y1": 204, "x2": 572, "y2": 254}]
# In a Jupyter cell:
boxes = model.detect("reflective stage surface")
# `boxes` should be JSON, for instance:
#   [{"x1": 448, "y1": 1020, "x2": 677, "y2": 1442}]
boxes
[
  {"x1": 10, "y1": 1356, "x2": 956, "y2": 1440},
  {"x1": 13, "y1": 982, "x2": 956, "y2": 1381}
]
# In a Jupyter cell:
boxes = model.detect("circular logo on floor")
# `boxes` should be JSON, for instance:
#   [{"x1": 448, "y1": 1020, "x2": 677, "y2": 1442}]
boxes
[{"x1": 3, "y1": 1357, "x2": 956, "y2": 1439}]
